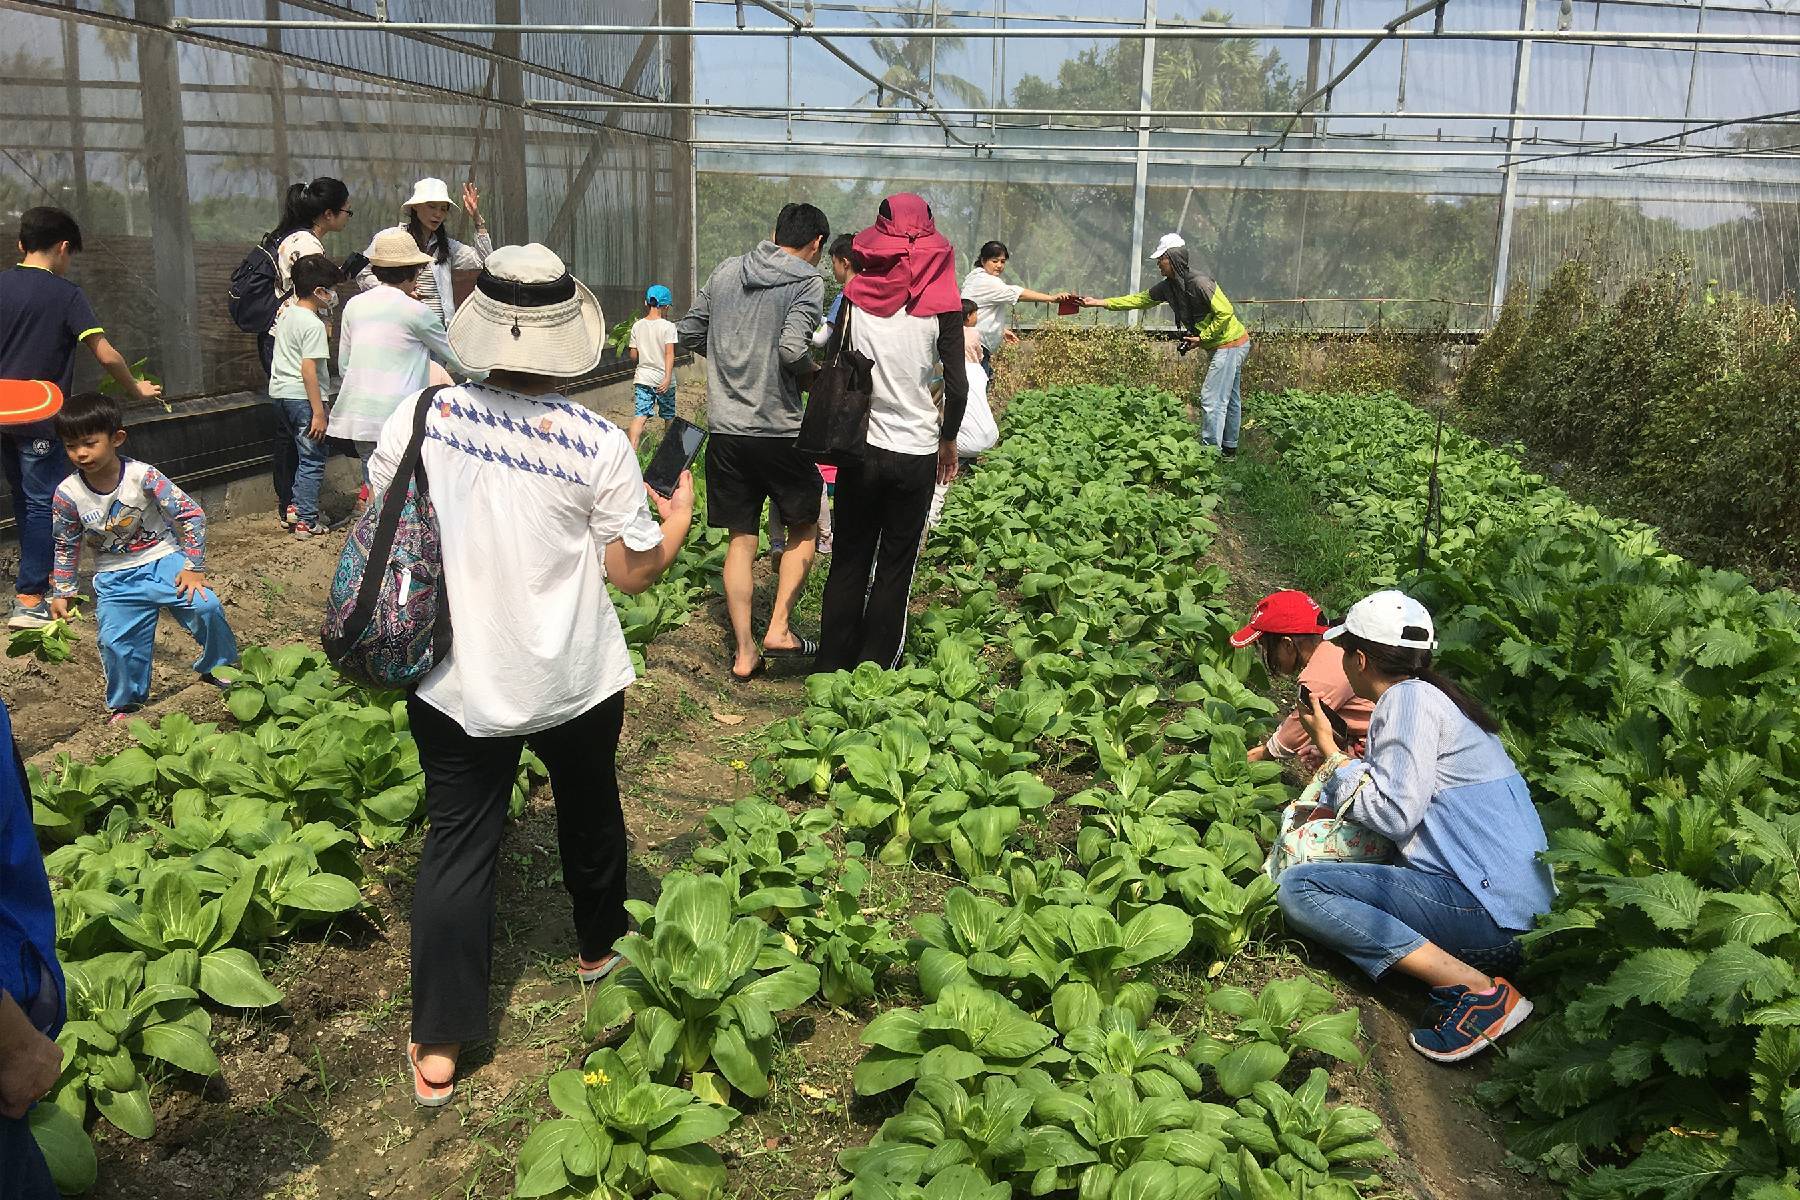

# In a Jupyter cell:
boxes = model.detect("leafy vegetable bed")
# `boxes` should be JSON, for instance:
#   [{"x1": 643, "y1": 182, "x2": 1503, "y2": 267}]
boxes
[
  {"x1": 521, "y1": 385, "x2": 1398, "y2": 1200},
  {"x1": 1256, "y1": 389, "x2": 1800, "y2": 1200}
]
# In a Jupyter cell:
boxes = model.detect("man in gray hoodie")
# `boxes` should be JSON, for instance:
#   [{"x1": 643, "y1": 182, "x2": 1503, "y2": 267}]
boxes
[{"x1": 677, "y1": 202, "x2": 828, "y2": 682}]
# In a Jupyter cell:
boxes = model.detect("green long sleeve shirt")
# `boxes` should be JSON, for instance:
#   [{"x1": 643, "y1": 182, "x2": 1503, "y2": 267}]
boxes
[{"x1": 1102, "y1": 275, "x2": 1248, "y2": 349}]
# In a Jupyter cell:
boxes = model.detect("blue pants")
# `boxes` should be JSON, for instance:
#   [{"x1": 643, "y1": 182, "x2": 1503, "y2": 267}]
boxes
[
  {"x1": 94, "y1": 554, "x2": 239, "y2": 712},
  {"x1": 1198, "y1": 340, "x2": 1250, "y2": 450},
  {"x1": 1, "y1": 428, "x2": 71, "y2": 596},
  {"x1": 1277, "y1": 862, "x2": 1524, "y2": 981},
  {"x1": 0, "y1": 1113, "x2": 58, "y2": 1200},
  {"x1": 273, "y1": 398, "x2": 328, "y2": 523}
]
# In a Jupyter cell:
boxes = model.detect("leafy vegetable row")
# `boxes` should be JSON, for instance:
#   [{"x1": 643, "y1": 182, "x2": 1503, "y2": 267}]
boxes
[
  {"x1": 517, "y1": 385, "x2": 1399, "y2": 1200},
  {"x1": 1255, "y1": 389, "x2": 1800, "y2": 1200},
  {"x1": 29, "y1": 648, "x2": 550, "y2": 1190}
]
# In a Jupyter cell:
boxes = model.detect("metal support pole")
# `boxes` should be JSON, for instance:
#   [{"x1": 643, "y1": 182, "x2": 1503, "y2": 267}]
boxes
[
  {"x1": 494, "y1": 0, "x2": 531, "y2": 241},
  {"x1": 135, "y1": 0, "x2": 202, "y2": 395},
  {"x1": 675, "y1": 0, "x2": 697, "y2": 299},
  {"x1": 1679, "y1": 0, "x2": 1707, "y2": 148},
  {"x1": 1126, "y1": 0, "x2": 1157, "y2": 324},
  {"x1": 1490, "y1": 0, "x2": 1537, "y2": 318},
  {"x1": 60, "y1": 7, "x2": 87, "y2": 215}
]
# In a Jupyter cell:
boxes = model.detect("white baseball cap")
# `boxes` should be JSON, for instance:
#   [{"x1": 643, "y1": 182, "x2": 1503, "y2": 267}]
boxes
[
  {"x1": 1149, "y1": 232, "x2": 1185, "y2": 260},
  {"x1": 1324, "y1": 589, "x2": 1438, "y2": 651},
  {"x1": 403, "y1": 177, "x2": 454, "y2": 209}
]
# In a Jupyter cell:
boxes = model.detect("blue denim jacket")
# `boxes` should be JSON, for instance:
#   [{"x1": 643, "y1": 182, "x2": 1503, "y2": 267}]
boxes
[{"x1": 1326, "y1": 680, "x2": 1555, "y2": 931}]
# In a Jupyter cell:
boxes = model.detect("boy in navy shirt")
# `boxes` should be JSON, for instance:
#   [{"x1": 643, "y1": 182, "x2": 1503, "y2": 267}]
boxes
[{"x1": 0, "y1": 207, "x2": 162, "y2": 630}]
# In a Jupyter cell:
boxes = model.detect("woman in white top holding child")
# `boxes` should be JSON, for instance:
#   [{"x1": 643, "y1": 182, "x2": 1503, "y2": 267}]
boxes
[{"x1": 368, "y1": 244, "x2": 695, "y2": 1107}]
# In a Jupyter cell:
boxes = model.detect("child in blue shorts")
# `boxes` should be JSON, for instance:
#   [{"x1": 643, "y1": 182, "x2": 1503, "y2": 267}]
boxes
[
  {"x1": 627, "y1": 284, "x2": 678, "y2": 450},
  {"x1": 49, "y1": 392, "x2": 238, "y2": 721}
]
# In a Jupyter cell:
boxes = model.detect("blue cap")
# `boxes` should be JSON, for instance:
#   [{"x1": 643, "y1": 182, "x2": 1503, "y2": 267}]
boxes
[{"x1": 645, "y1": 284, "x2": 673, "y2": 307}]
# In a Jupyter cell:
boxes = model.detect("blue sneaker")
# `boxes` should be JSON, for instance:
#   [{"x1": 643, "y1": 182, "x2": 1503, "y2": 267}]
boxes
[
  {"x1": 1421, "y1": 984, "x2": 1469, "y2": 1025},
  {"x1": 1408, "y1": 977, "x2": 1533, "y2": 1063},
  {"x1": 7, "y1": 599, "x2": 52, "y2": 630}
]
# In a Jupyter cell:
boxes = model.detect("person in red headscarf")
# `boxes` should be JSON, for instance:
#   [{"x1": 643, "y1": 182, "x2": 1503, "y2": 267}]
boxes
[{"x1": 815, "y1": 194, "x2": 969, "y2": 674}]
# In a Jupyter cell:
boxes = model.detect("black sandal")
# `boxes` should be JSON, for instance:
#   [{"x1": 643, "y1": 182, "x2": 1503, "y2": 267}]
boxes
[
  {"x1": 761, "y1": 636, "x2": 819, "y2": 659},
  {"x1": 729, "y1": 659, "x2": 767, "y2": 683}
]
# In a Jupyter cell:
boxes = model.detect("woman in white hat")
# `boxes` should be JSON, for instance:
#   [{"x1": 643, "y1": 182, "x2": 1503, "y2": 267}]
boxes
[
  {"x1": 1279, "y1": 589, "x2": 1554, "y2": 1064},
  {"x1": 367, "y1": 244, "x2": 694, "y2": 1108},
  {"x1": 1077, "y1": 233, "x2": 1251, "y2": 454},
  {"x1": 356, "y1": 177, "x2": 491, "y2": 327},
  {"x1": 330, "y1": 227, "x2": 479, "y2": 478}
]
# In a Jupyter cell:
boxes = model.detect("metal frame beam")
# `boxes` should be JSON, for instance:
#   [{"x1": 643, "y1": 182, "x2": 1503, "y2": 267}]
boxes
[
  {"x1": 1125, "y1": 0, "x2": 1156, "y2": 322},
  {"x1": 1491, "y1": 0, "x2": 1536, "y2": 315},
  {"x1": 164, "y1": 19, "x2": 1800, "y2": 48}
]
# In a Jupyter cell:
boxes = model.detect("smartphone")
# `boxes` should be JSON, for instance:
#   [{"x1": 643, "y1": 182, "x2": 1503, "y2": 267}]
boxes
[{"x1": 643, "y1": 417, "x2": 706, "y2": 498}]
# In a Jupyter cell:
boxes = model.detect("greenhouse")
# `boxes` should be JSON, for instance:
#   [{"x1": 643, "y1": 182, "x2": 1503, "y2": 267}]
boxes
[{"x1": 1, "y1": 2, "x2": 1798, "y2": 1199}]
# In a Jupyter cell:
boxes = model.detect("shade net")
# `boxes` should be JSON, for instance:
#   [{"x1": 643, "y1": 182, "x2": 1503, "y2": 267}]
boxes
[{"x1": 1, "y1": 0, "x2": 687, "y2": 401}]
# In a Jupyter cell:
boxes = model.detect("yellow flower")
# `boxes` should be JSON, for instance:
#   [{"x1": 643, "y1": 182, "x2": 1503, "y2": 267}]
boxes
[
  {"x1": 584, "y1": 1069, "x2": 610, "y2": 1086},
  {"x1": 729, "y1": 759, "x2": 748, "y2": 771}
]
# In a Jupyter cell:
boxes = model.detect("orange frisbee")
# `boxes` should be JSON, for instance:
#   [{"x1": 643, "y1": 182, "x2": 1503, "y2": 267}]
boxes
[{"x1": 0, "y1": 380, "x2": 63, "y2": 426}]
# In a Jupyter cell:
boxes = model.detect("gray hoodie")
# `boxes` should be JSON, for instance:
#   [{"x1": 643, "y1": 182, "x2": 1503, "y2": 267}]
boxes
[{"x1": 677, "y1": 241, "x2": 825, "y2": 437}]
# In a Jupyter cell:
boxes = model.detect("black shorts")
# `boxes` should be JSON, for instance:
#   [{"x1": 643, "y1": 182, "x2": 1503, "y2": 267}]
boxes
[{"x1": 705, "y1": 433, "x2": 824, "y2": 534}]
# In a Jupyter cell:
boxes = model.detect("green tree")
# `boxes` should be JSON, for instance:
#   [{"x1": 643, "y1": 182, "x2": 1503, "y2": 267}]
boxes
[{"x1": 858, "y1": 0, "x2": 986, "y2": 108}]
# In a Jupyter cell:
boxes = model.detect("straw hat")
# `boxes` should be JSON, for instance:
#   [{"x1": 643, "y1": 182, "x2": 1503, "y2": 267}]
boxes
[
  {"x1": 403, "y1": 177, "x2": 454, "y2": 209},
  {"x1": 366, "y1": 226, "x2": 432, "y2": 269},
  {"x1": 448, "y1": 245, "x2": 605, "y2": 377}
]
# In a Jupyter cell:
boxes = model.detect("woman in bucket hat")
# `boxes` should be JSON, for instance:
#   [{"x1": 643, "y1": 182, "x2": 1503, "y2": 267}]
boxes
[
  {"x1": 1231, "y1": 589, "x2": 1372, "y2": 773},
  {"x1": 355, "y1": 176, "x2": 491, "y2": 327},
  {"x1": 330, "y1": 227, "x2": 480, "y2": 480},
  {"x1": 1076, "y1": 232, "x2": 1251, "y2": 453},
  {"x1": 1277, "y1": 589, "x2": 1554, "y2": 1064},
  {"x1": 361, "y1": 244, "x2": 696, "y2": 1106}
]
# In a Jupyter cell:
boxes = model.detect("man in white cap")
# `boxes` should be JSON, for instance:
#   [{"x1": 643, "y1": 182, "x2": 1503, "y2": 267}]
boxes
[
  {"x1": 1079, "y1": 233, "x2": 1251, "y2": 454},
  {"x1": 368, "y1": 244, "x2": 694, "y2": 1108}
]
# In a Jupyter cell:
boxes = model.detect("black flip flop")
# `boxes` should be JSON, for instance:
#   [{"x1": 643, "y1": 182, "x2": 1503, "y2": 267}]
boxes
[
  {"x1": 761, "y1": 636, "x2": 819, "y2": 659},
  {"x1": 729, "y1": 660, "x2": 767, "y2": 684}
]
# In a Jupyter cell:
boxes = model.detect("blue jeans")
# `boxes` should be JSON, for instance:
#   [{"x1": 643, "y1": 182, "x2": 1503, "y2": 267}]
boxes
[
  {"x1": 1198, "y1": 340, "x2": 1250, "y2": 450},
  {"x1": 1, "y1": 428, "x2": 71, "y2": 596},
  {"x1": 274, "y1": 398, "x2": 327, "y2": 523},
  {"x1": 94, "y1": 554, "x2": 239, "y2": 712},
  {"x1": 1277, "y1": 862, "x2": 1524, "y2": 981},
  {"x1": 0, "y1": 1113, "x2": 58, "y2": 1200}
]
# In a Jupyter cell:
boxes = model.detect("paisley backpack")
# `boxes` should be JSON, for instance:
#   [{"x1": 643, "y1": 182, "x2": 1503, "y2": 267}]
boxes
[{"x1": 322, "y1": 387, "x2": 451, "y2": 688}]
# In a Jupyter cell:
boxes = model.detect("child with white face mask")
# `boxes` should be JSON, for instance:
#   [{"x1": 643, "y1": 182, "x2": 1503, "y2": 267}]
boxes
[{"x1": 266, "y1": 253, "x2": 343, "y2": 536}]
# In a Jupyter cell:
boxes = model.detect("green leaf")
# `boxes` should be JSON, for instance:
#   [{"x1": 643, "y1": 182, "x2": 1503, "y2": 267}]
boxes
[
  {"x1": 278, "y1": 873, "x2": 362, "y2": 913},
  {"x1": 95, "y1": 1079, "x2": 156, "y2": 1139},
  {"x1": 1597, "y1": 874, "x2": 1706, "y2": 931},
  {"x1": 646, "y1": 1142, "x2": 728, "y2": 1200},
  {"x1": 547, "y1": 1070, "x2": 591, "y2": 1120},
  {"x1": 649, "y1": 1102, "x2": 738, "y2": 1150},
  {"x1": 1214, "y1": 1041, "x2": 1290, "y2": 1098},
  {"x1": 514, "y1": 1119, "x2": 586, "y2": 1197},
  {"x1": 198, "y1": 948, "x2": 284, "y2": 1009},
  {"x1": 136, "y1": 1019, "x2": 222, "y2": 1077},
  {"x1": 1116, "y1": 905, "x2": 1194, "y2": 967},
  {"x1": 30, "y1": 1101, "x2": 97, "y2": 1195},
  {"x1": 226, "y1": 688, "x2": 266, "y2": 724},
  {"x1": 710, "y1": 1025, "x2": 769, "y2": 1099}
]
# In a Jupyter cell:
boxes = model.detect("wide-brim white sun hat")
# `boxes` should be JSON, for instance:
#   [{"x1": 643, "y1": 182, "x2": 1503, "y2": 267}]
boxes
[
  {"x1": 1149, "y1": 232, "x2": 1186, "y2": 260},
  {"x1": 1324, "y1": 589, "x2": 1439, "y2": 651},
  {"x1": 365, "y1": 226, "x2": 432, "y2": 269},
  {"x1": 403, "y1": 177, "x2": 454, "y2": 209},
  {"x1": 447, "y1": 244, "x2": 605, "y2": 378}
]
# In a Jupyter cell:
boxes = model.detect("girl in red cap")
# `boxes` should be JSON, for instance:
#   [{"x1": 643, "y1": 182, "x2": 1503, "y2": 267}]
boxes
[{"x1": 1232, "y1": 590, "x2": 1373, "y2": 772}]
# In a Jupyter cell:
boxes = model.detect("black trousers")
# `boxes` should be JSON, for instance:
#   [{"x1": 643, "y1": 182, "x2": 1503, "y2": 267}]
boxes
[
  {"x1": 407, "y1": 691, "x2": 629, "y2": 1045},
  {"x1": 817, "y1": 445, "x2": 937, "y2": 673}
]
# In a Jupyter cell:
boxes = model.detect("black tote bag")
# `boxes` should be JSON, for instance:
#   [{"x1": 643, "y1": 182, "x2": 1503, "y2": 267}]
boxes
[{"x1": 796, "y1": 302, "x2": 876, "y2": 466}]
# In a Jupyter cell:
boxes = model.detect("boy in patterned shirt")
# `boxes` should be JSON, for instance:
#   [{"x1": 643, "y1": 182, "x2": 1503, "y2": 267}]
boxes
[{"x1": 49, "y1": 392, "x2": 238, "y2": 721}]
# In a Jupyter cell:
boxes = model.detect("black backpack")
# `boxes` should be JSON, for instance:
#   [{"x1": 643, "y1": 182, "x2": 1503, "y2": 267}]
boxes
[{"x1": 227, "y1": 238, "x2": 285, "y2": 334}]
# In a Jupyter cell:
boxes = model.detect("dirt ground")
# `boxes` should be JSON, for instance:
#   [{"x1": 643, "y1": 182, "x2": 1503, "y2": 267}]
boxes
[{"x1": 8, "y1": 385, "x2": 1545, "y2": 1200}]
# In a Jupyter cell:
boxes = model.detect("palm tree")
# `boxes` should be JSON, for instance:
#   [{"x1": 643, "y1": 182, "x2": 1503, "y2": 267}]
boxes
[{"x1": 857, "y1": 1, "x2": 987, "y2": 109}]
